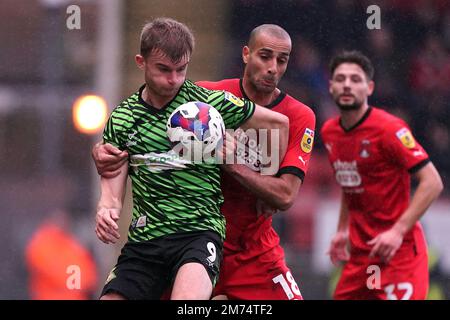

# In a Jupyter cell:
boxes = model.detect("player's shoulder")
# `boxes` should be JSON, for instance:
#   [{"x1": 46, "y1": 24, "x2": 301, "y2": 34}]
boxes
[
  {"x1": 185, "y1": 80, "x2": 249, "y2": 112},
  {"x1": 195, "y1": 78, "x2": 240, "y2": 91},
  {"x1": 111, "y1": 90, "x2": 138, "y2": 116},
  {"x1": 371, "y1": 107, "x2": 402, "y2": 122},
  {"x1": 280, "y1": 94, "x2": 315, "y2": 120},
  {"x1": 321, "y1": 116, "x2": 340, "y2": 136},
  {"x1": 371, "y1": 107, "x2": 410, "y2": 132},
  {"x1": 185, "y1": 79, "x2": 225, "y2": 97},
  {"x1": 283, "y1": 94, "x2": 314, "y2": 113}
]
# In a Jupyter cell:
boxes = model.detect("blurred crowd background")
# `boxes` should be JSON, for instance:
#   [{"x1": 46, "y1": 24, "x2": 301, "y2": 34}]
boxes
[{"x1": 0, "y1": 0, "x2": 449, "y2": 299}]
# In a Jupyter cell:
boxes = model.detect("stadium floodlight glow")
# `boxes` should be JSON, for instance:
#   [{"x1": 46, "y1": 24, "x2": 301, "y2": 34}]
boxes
[{"x1": 73, "y1": 95, "x2": 108, "y2": 134}]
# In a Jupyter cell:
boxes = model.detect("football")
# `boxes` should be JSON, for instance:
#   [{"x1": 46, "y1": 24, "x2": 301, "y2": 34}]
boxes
[{"x1": 166, "y1": 101, "x2": 225, "y2": 157}]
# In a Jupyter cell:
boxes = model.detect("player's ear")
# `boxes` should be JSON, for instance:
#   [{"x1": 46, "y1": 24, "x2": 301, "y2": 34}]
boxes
[
  {"x1": 242, "y1": 46, "x2": 250, "y2": 64},
  {"x1": 135, "y1": 54, "x2": 145, "y2": 70},
  {"x1": 367, "y1": 80, "x2": 375, "y2": 96},
  {"x1": 328, "y1": 79, "x2": 334, "y2": 95}
]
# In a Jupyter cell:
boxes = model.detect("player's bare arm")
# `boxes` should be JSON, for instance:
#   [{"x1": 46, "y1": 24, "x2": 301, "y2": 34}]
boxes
[
  {"x1": 95, "y1": 161, "x2": 128, "y2": 244},
  {"x1": 92, "y1": 142, "x2": 129, "y2": 178},
  {"x1": 221, "y1": 164, "x2": 302, "y2": 211},
  {"x1": 238, "y1": 104, "x2": 289, "y2": 175},
  {"x1": 368, "y1": 162, "x2": 443, "y2": 262},
  {"x1": 328, "y1": 192, "x2": 350, "y2": 266}
]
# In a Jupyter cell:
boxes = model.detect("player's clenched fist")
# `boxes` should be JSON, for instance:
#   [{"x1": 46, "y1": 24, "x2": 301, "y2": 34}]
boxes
[
  {"x1": 256, "y1": 198, "x2": 279, "y2": 218},
  {"x1": 217, "y1": 131, "x2": 237, "y2": 164},
  {"x1": 95, "y1": 207, "x2": 121, "y2": 244}
]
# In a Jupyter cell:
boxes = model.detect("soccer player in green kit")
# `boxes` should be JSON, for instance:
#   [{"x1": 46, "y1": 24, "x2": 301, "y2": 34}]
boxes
[{"x1": 96, "y1": 18, "x2": 289, "y2": 300}]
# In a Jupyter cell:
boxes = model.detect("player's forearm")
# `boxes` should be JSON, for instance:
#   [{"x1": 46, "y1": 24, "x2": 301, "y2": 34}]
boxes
[
  {"x1": 393, "y1": 164, "x2": 443, "y2": 236},
  {"x1": 98, "y1": 162, "x2": 128, "y2": 210},
  {"x1": 337, "y1": 194, "x2": 350, "y2": 232},
  {"x1": 240, "y1": 106, "x2": 289, "y2": 175},
  {"x1": 224, "y1": 164, "x2": 295, "y2": 210},
  {"x1": 269, "y1": 114, "x2": 289, "y2": 162},
  {"x1": 259, "y1": 118, "x2": 289, "y2": 175}
]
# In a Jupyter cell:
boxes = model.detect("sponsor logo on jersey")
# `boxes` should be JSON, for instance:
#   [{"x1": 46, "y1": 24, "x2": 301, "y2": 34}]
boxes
[
  {"x1": 301, "y1": 128, "x2": 314, "y2": 153},
  {"x1": 224, "y1": 91, "x2": 244, "y2": 107},
  {"x1": 130, "y1": 151, "x2": 191, "y2": 172},
  {"x1": 333, "y1": 160, "x2": 362, "y2": 187},
  {"x1": 235, "y1": 129, "x2": 262, "y2": 172},
  {"x1": 396, "y1": 127, "x2": 415, "y2": 149}
]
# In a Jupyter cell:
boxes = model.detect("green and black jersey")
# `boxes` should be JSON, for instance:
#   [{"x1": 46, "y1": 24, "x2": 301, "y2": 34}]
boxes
[{"x1": 103, "y1": 80, "x2": 255, "y2": 242}]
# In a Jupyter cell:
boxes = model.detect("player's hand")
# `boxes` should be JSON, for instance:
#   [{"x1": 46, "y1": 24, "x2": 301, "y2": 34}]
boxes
[
  {"x1": 95, "y1": 207, "x2": 121, "y2": 244},
  {"x1": 367, "y1": 228, "x2": 404, "y2": 263},
  {"x1": 92, "y1": 142, "x2": 128, "y2": 178},
  {"x1": 217, "y1": 131, "x2": 237, "y2": 166},
  {"x1": 256, "y1": 199, "x2": 278, "y2": 218},
  {"x1": 328, "y1": 231, "x2": 350, "y2": 266}
]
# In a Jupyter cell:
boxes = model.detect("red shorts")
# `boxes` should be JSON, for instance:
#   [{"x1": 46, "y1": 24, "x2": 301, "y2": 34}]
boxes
[
  {"x1": 334, "y1": 246, "x2": 428, "y2": 300},
  {"x1": 213, "y1": 228, "x2": 303, "y2": 300}
]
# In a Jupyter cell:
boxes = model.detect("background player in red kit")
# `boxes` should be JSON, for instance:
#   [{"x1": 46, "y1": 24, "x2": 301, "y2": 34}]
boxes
[
  {"x1": 92, "y1": 24, "x2": 315, "y2": 300},
  {"x1": 321, "y1": 51, "x2": 443, "y2": 300}
]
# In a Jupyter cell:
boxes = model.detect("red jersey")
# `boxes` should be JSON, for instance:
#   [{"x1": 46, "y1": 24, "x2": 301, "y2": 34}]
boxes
[
  {"x1": 196, "y1": 78, "x2": 316, "y2": 252},
  {"x1": 321, "y1": 107, "x2": 430, "y2": 259}
]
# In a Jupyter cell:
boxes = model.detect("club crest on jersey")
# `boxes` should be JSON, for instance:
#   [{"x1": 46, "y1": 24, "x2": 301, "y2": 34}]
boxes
[
  {"x1": 301, "y1": 128, "x2": 314, "y2": 153},
  {"x1": 224, "y1": 91, "x2": 244, "y2": 107},
  {"x1": 136, "y1": 216, "x2": 147, "y2": 228},
  {"x1": 360, "y1": 139, "x2": 370, "y2": 158},
  {"x1": 396, "y1": 128, "x2": 415, "y2": 149}
]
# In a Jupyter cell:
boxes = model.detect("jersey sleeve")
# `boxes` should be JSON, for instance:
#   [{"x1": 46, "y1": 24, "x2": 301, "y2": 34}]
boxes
[
  {"x1": 382, "y1": 120, "x2": 429, "y2": 173},
  {"x1": 102, "y1": 105, "x2": 134, "y2": 150},
  {"x1": 277, "y1": 107, "x2": 316, "y2": 181},
  {"x1": 209, "y1": 90, "x2": 255, "y2": 129}
]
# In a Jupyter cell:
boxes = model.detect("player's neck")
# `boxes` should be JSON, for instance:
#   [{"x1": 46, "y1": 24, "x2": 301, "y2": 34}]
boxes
[
  {"x1": 242, "y1": 78, "x2": 280, "y2": 107},
  {"x1": 340, "y1": 103, "x2": 370, "y2": 130},
  {"x1": 142, "y1": 85, "x2": 172, "y2": 109}
]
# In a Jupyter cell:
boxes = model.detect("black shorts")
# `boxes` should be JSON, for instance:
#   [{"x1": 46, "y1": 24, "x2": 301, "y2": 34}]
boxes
[{"x1": 101, "y1": 230, "x2": 223, "y2": 300}]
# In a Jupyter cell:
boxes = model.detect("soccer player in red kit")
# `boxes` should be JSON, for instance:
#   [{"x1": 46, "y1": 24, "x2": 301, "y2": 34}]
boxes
[
  {"x1": 197, "y1": 25, "x2": 315, "y2": 300},
  {"x1": 92, "y1": 24, "x2": 315, "y2": 300},
  {"x1": 321, "y1": 51, "x2": 443, "y2": 300}
]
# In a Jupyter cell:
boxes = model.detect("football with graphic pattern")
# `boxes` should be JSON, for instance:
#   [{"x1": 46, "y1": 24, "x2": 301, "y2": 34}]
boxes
[{"x1": 166, "y1": 101, "x2": 225, "y2": 156}]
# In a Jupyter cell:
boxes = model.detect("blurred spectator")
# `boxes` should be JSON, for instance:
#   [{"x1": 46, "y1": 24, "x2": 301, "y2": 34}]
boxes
[
  {"x1": 290, "y1": 37, "x2": 328, "y2": 96},
  {"x1": 366, "y1": 27, "x2": 405, "y2": 107},
  {"x1": 409, "y1": 34, "x2": 450, "y2": 95},
  {"x1": 25, "y1": 208, "x2": 98, "y2": 300}
]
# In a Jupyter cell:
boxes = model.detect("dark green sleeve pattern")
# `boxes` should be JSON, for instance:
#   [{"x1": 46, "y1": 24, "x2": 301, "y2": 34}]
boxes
[{"x1": 102, "y1": 106, "x2": 133, "y2": 150}]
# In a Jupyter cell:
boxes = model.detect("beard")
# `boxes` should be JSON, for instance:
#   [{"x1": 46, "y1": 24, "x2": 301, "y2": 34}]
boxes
[{"x1": 335, "y1": 96, "x2": 363, "y2": 111}]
